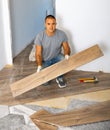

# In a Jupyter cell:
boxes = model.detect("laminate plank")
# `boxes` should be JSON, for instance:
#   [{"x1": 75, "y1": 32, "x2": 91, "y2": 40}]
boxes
[
  {"x1": 30, "y1": 101, "x2": 110, "y2": 127},
  {"x1": 10, "y1": 44, "x2": 103, "y2": 97},
  {"x1": 30, "y1": 110, "x2": 57, "y2": 130},
  {"x1": 32, "y1": 119, "x2": 57, "y2": 130}
]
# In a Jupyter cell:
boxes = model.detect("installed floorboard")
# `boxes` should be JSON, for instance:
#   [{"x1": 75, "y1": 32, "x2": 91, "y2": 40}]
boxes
[
  {"x1": 10, "y1": 44, "x2": 103, "y2": 97},
  {"x1": 0, "y1": 43, "x2": 110, "y2": 105},
  {"x1": 30, "y1": 100, "x2": 110, "y2": 127},
  {"x1": 0, "y1": 70, "x2": 110, "y2": 105}
]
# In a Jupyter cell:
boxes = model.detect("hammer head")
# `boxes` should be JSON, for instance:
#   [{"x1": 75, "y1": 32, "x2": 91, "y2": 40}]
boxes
[{"x1": 93, "y1": 76, "x2": 99, "y2": 83}]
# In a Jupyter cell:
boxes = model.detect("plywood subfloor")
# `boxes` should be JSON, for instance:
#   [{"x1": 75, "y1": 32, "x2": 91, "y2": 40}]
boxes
[
  {"x1": 0, "y1": 43, "x2": 110, "y2": 105},
  {"x1": 28, "y1": 89, "x2": 110, "y2": 109}
]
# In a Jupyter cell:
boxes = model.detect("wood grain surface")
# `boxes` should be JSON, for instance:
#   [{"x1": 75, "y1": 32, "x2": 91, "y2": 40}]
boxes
[
  {"x1": 32, "y1": 119, "x2": 57, "y2": 130},
  {"x1": 30, "y1": 110, "x2": 57, "y2": 130},
  {"x1": 30, "y1": 101, "x2": 110, "y2": 127},
  {"x1": 1, "y1": 43, "x2": 109, "y2": 107},
  {"x1": 0, "y1": 70, "x2": 110, "y2": 105},
  {"x1": 10, "y1": 44, "x2": 103, "y2": 97}
]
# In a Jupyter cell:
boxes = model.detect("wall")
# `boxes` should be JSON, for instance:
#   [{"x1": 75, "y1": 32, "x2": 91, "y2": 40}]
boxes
[
  {"x1": 56, "y1": 0, "x2": 110, "y2": 72},
  {"x1": 0, "y1": 0, "x2": 12, "y2": 70},
  {"x1": 0, "y1": 0, "x2": 55, "y2": 70},
  {"x1": 10, "y1": 0, "x2": 55, "y2": 57}
]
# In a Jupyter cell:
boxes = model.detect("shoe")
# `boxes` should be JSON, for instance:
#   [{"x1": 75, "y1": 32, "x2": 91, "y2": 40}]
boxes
[
  {"x1": 43, "y1": 82, "x2": 49, "y2": 86},
  {"x1": 43, "y1": 81, "x2": 51, "y2": 86},
  {"x1": 56, "y1": 78, "x2": 66, "y2": 88}
]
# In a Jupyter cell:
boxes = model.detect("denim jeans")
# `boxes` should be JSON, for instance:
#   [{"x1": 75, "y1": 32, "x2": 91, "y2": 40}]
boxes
[{"x1": 42, "y1": 53, "x2": 64, "y2": 80}]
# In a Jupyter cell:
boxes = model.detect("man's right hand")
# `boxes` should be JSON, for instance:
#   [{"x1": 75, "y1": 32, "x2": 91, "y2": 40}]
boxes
[
  {"x1": 65, "y1": 54, "x2": 69, "y2": 60},
  {"x1": 37, "y1": 66, "x2": 42, "y2": 73}
]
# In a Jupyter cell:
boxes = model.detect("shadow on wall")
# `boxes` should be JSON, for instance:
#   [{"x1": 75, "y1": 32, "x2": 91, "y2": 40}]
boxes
[
  {"x1": 56, "y1": 15, "x2": 76, "y2": 55},
  {"x1": 99, "y1": 42, "x2": 108, "y2": 53}
]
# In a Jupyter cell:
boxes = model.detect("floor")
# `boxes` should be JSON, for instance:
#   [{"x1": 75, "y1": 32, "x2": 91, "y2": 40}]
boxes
[
  {"x1": 0, "y1": 43, "x2": 110, "y2": 130},
  {"x1": 0, "y1": 43, "x2": 110, "y2": 105}
]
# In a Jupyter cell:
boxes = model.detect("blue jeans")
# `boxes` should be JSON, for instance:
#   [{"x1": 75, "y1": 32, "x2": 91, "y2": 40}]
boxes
[{"x1": 42, "y1": 54, "x2": 64, "y2": 80}]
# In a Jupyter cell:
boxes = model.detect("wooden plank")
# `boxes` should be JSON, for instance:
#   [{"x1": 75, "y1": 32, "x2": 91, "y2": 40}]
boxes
[
  {"x1": 30, "y1": 101, "x2": 110, "y2": 127},
  {"x1": 30, "y1": 109, "x2": 52, "y2": 119},
  {"x1": 10, "y1": 44, "x2": 103, "y2": 97},
  {"x1": 32, "y1": 119, "x2": 57, "y2": 130},
  {"x1": 30, "y1": 110, "x2": 58, "y2": 130}
]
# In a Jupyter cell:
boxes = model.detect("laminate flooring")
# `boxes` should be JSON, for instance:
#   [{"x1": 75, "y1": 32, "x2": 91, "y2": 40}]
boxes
[
  {"x1": 30, "y1": 101, "x2": 110, "y2": 127},
  {"x1": 0, "y1": 43, "x2": 110, "y2": 105}
]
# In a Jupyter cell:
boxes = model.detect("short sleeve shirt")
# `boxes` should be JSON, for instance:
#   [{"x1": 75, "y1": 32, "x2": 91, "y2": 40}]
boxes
[{"x1": 34, "y1": 29, "x2": 68, "y2": 61}]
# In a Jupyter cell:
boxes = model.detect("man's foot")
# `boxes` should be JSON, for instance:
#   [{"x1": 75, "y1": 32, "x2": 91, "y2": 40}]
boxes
[
  {"x1": 56, "y1": 78, "x2": 66, "y2": 88},
  {"x1": 43, "y1": 81, "x2": 51, "y2": 86}
]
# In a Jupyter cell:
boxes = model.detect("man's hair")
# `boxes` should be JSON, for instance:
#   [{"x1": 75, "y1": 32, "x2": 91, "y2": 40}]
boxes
[{"x1": 45, "y1": 15, "x2": 56, "y2": 22}]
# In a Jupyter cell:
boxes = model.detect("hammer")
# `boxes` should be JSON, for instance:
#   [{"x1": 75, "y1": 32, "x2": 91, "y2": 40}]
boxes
[{"x1": 79, "y1": 76, "x2": 99, "y2": 83}]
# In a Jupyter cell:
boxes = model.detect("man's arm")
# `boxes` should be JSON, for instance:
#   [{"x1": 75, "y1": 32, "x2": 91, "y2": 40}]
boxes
[
  {"x1": 36, "y1": 45, "x2": 42, "y2": 72},
  {"x1": 62, "y1": 42, "x2": 71, "y2": 56}
]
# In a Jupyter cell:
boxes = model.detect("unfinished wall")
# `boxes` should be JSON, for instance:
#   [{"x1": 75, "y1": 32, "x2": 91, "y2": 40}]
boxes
[
  {"x1": 56, "y1": 0, "x2": 110, "y2": 72},
  {"x1": 10, "y1": 0, "x2": 55, "y2": 57}
]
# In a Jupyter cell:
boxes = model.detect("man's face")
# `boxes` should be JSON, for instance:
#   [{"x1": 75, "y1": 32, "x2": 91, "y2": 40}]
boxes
[{"x1": 45, "y1": 18, "x2": 56, "y2": 33}]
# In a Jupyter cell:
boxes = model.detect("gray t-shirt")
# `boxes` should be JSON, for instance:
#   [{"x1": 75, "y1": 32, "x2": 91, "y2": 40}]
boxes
[{"x1": 34, "y1": 29, "x2": 68, "y2": 61}]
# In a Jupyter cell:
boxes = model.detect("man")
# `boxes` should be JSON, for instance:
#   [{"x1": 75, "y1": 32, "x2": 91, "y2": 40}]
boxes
[{"x1": 34, "y1": 15, "x2": 71, "y2": 88}]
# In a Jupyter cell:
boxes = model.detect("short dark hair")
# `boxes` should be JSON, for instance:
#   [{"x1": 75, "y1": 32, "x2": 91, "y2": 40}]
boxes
[{"x1": 45, "y1": 15, "x2": 56, "y2": 22}]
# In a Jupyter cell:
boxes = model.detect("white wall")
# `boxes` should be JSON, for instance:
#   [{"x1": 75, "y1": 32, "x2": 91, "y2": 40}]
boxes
[
  {"x1": 56, "y1": 0, "x2": 110, "y2": 72},
  {"x1": 0, "y1": 0, "x2": 12, "y2": 70},
  {"x1": 0, "y1": 0, "x2": 55, "y2": 70},
  {"x1": 10, "y1": 0, "x2": 55, "y2": 57}
]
